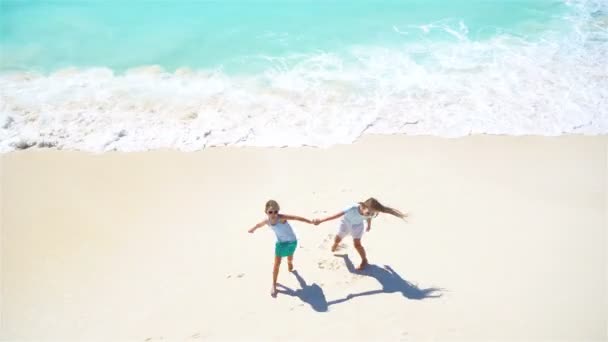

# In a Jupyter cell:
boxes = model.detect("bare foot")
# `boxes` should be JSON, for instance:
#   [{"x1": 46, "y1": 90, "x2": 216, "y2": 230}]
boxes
[
  {"x1": 356, "y1": 259, "x2": 369, "y2": 270},
  {"x1": 270, "y1": 286, "x2": 278, "y2": 297},
  {"x1": 288, "y1": 262, "x2": 294, "y2": 272},
  {"x1": 331, "y1": 243, "x2": 339, "y2": 252}
]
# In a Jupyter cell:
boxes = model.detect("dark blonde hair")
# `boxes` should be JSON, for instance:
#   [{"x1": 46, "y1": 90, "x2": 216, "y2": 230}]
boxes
[
  {"x1": 265, "y1": 200, "x2": 280, "y2": 212},
  {"x1": 360, "y1": 197, "x2": 407, "y2": 219}
]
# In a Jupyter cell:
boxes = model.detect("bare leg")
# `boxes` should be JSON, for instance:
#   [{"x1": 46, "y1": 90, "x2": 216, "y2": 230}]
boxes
[
  {"x1": 271, "y1": 256, "x2": 281, "y2": 297},
  {"x1": 287, "y1": 255, "x2": 294, "y2": 272},
  {"x1": 353, "y1": 238, "x2": 368, "y2": 270},
  {"x1": 331, "y1": 235, "x2": 343, "y2": 252}
]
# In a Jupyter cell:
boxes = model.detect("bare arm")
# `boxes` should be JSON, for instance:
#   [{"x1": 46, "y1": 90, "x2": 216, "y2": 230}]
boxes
[
  {"x1": 315, "y1": 211, "x2": 345, "y2": 225},
  {"x1": 366, "y1": 218, "x2": 372, "y2": 232},
  {"x1": 280, "y1": 214, "x2": 312, "y2": 224},
  {"x1": 248, "y1": 219, "x2": 267, "y2": 233}
]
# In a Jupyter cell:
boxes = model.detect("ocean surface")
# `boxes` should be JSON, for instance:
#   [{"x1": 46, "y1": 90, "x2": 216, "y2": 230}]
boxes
[{"x1": 1, "y1": 0, "x2": 606, "y2": 151}]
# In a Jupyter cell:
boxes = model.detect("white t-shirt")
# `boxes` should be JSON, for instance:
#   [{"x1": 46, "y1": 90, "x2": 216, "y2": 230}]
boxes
[
  {"x1": 341, "y1": 204, "x2": 365, "y2": 226},
  {"x1": 268, "y1": 218, "x2": 297, "y2": 242}
]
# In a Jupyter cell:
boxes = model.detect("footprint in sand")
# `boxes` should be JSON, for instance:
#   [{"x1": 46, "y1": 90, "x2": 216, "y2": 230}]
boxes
[
  {"x1": 226, "y1": 273, "x2": 245, "y2": 279},
  {"x1": 317, "y1": 258, "x2": 343, "y2": 270},
  {"x1": 318, "y1": 234, "x2": 347, "y2": 250}
]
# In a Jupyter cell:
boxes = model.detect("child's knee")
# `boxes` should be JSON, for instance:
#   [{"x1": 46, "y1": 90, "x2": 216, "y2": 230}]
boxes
[{"x1": 353, "y1": 239, "x2": 363, "y2": 247}]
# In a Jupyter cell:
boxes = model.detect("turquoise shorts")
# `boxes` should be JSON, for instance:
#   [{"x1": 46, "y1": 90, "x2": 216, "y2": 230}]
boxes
[{"x1": 275, "y1": 240, "x2": 298, "y2": 257}]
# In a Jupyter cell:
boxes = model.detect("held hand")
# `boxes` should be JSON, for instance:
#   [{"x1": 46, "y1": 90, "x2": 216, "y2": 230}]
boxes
[
  {"x1": 248, "y1": 228, "x2": 256, "y2": 234},
  {"x1": 366, "y1": 226, "x2": 371, "y2": 232},
  {"x1": 312, "y1": 218, "x2": 321, "y2": 225}
]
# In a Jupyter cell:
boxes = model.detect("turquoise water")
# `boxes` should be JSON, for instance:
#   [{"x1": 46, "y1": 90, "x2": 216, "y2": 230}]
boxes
[
  {"x1": 0, "y1": 0, "x2": 606, "y2": 151},
  {"x1": 1, "y1": 0, "x2": 569, "y2": 73}
]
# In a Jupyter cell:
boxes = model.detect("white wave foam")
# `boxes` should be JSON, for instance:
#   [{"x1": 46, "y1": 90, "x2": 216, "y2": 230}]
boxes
[{"x1": 1, "y1": 1, "x2": 606, "y2": 152}]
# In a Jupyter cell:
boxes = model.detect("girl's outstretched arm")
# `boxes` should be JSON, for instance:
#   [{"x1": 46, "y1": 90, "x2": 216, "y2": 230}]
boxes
[
  {"x1": 366, "y1": 218, "x2": 372, "y2": 232},
  {"x1": 280, "y1": 214, "x2": 312, "y2": 224},
  {"x1": 314, "y1": 211, "x2": 345, "y2": 225},
  {"x1": 248, "y1": 219, "x2": 267, "y2": 233}
]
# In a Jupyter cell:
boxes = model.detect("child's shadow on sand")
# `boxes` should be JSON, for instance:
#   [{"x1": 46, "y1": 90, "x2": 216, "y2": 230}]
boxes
[
  {"x1": 276, "y1": 256, "x2": 442, "y2": 312},
  {"x1": 277, "y1": 270, "x2": 328, "y2": 312},
  {"x1": 327, "y1": 254, "x2": 443, "y2": 305}
]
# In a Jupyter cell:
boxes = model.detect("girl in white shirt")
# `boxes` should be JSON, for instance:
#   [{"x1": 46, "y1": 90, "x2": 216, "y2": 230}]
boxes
[
  {"x1": 248, "y1": 200, "x2": 313, "y2": 297},
  {"x1": 314, "y1": 197, "x2": 407, "y2": 270}
]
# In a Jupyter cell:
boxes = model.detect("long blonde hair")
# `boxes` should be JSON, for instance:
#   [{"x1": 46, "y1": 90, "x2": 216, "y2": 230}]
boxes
[{"x1": 361, "y1": 197, "x2": 407, "y2": 219}]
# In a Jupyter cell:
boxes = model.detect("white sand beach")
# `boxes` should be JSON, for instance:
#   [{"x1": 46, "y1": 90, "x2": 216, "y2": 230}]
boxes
[{"x1": 1, "y1": 135, "x2": 606, "y2": 341}]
